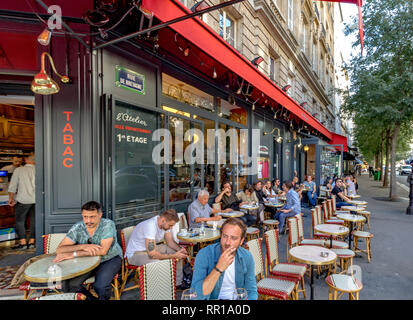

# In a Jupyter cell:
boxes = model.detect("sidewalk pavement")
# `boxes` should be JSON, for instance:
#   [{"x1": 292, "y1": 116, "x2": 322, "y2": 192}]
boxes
[{"x1": 1, "y1": 173, "x2": 413, "y2": 300}]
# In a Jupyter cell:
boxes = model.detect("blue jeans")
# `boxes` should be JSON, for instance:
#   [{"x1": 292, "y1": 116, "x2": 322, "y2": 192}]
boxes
[
  {"x1": 307, "y1": 192, "x2": 317, "y2": 206},
  {"x1": 240, "y1": 213, "x2": 257, "y2": 227},
  {"x1": 336, "y1": 201, "x2": 353, "y2": 209},
  {"x1": 274, "y1": 210, "x2": 297, "y2": 233},
  {"x1": 62, "y1": 255, "x2": 121, "y2": 300}
]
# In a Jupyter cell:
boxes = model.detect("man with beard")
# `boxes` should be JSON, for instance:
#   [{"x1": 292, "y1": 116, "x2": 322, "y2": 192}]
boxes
[
  {"x1": 125, "y1": 209, "x2": 188, "y2": 288},
  {"x1": 53, "y1": 201, "x2": 123, "y2": 300},
  {"x1": 191, "y1": 218, "x2": 257, "y2": 300}
]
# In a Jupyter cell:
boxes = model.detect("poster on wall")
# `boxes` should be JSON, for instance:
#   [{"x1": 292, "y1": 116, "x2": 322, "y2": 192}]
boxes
[{"x1": 114, "y1": 101, "x2": 159, "y2": 205}]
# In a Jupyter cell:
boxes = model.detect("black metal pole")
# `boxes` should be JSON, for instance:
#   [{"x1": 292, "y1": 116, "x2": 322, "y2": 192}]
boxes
[
  {"x1": 407, "y1": 169, "x2": 413, "y2": 215},
  {"x1": 93, "y1": 0, "x2": 246, "y2": 50},
  {"x1": 310, "y1": 265, "x2": 314, "y2": 300}
]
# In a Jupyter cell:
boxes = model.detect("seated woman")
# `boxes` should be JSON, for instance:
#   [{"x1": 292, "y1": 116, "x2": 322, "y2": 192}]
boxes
[
  {"x1": 263, "y1": 180, "x2": 277, "y2": 199},
  {"x1": 236, "y1": 184, "x2": 263, "y2": 223}
]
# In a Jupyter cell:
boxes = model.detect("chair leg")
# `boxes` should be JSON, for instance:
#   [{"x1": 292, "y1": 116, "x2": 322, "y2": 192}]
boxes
[
  {"x1": 301, "y1": 277, "x2": 306, "y2": 299},
  {"x1": 333, "y1": 289, "x2": 338, "y2": 300}
]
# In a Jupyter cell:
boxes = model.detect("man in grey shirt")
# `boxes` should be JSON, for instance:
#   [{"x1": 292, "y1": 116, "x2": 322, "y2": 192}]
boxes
[
  {"x1": 188, "y1": 190, "x2": 231, "y2": 228},
  {"x1": 8, "y1": 154, "x2": 35, "y2": 250}
]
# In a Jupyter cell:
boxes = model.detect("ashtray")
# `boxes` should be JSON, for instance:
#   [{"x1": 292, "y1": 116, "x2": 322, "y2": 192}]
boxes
[{"x1": 320, "y1": 252, "x2": 329, "y2": 258}]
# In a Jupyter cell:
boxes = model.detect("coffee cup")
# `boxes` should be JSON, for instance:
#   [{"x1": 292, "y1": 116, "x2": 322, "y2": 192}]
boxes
[
  {"x1": 212, "y1": 221, "x2": 217, "y2": 230},
  {"x1": 180, "y1": 229, "x2": 188, "y2": 236}
]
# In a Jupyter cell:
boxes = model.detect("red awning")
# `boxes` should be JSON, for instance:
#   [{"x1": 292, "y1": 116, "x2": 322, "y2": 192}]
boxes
[
  {"x1": 329, "y1": 133, "x2": 348, "y2": 152},
  {"x1": 142, "y1": 0, "x2": 333, "y2": 141}
]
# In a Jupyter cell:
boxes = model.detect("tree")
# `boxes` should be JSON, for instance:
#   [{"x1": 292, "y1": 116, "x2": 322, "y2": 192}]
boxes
[{"x1": 340, "y1": 0, "x2": 413, "y2": 199}]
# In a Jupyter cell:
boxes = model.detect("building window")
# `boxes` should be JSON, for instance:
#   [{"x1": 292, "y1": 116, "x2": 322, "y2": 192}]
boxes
[
  {"x1": 219, "y1": 11, "x2": 236, "y2": 47},
  {"x1": 287, "y1": 74, "x2": 294, "y2": 97},
  {"x1": 269, "y1": 55, "x2": 280, "y2": 84},
  {"x1": 312, "y1": 42, "x2": 317, "y2": 72},
  {"x1": 288, "y1": 0, "x2": 294, "y2": 31},
  {"x1": 302, "y1": 20, "x2": 307, "y2": 54}
]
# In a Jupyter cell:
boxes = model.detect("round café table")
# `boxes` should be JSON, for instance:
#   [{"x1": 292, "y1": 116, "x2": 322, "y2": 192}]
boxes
[
  {"x1": 177, "y1": 228, "x2": 221, "y2": 258},
  {"x1": 289, "y1": 245, "x2": 337, "y2": 300},
  {"x1": 314, "y1": 224, "x2": 349, "y2": 249},
  {"x1": 264, "y1": 201, "x2": 284, "y2": 208},
  {"x1": 348, "y1": 194, "x2": 361, "y2": 199},
  {"x1": 218, "y1": 211, "x2": 244, "y2": 218},
  {"x1": 348, "y1": 200, "x2": 368, "y2": 206},
  {"x1": 24, "y1": 254, "x2": 101, "y2": 283},
  {"x1": 239, "y1": 204, "x2": 259, "y2": 212},
  {"x1": 340, "y1": 206, "x2": 365, "y2": 213},
  {"x1": 278, "y1": 196, "x2": 287, "y2": 202},
  {"x1": 336, "y1": 213, "x2": 366, "y2": 248}
]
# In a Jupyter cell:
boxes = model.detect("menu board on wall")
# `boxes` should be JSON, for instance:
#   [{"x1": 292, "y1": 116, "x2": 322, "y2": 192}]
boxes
[{"x1": 114, "y1": 101, "x2": 160, "y2": 205}]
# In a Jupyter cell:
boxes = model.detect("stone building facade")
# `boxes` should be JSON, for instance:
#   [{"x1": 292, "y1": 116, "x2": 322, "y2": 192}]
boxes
[{"x1": 179, "y1": 0, "x2": 337, "y2": 131}]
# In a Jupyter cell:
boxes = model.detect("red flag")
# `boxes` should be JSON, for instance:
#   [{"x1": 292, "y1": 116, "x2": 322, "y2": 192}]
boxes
[{"x1": 315, "y1": 0, "x2": 364, "y2": 55}]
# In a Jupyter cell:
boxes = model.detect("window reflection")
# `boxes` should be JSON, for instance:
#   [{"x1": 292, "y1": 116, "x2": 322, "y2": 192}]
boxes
[{"x1": 217, "y1": 97, "x2": 247, "y2": 126}]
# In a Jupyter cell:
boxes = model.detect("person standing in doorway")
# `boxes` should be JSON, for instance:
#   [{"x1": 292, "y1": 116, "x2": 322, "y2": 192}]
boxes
[
  {"x1": 1, "y1": 156, "x2": 23, "y2": 174},
  {"x1": 8, "y1": 154, "x2": 35, "y2": 250}
]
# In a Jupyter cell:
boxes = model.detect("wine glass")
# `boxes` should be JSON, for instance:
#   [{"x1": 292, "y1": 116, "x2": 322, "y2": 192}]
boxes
[
  {"x1": 233, "y1": 288, "x2": 248, "y2": 300},
  {"x1": 181, "y1": 288, "x2": 197, "y2": 300}
]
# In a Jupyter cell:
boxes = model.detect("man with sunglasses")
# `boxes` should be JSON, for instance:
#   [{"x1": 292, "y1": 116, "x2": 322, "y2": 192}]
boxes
[{"x1": 53, "y1": 201, "x2": 123, "y2": 300}]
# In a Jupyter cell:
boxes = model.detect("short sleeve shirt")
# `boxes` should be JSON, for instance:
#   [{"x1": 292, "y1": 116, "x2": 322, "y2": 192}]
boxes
[
  {"x1": 331, "y1": 186, "x2": 344, "y2": 202},
  {"x1": 125, "y1": 216, "x2": 171, "y2": 259},
  {"x1": 188, "y1": 199, "x2": 213, "y2": 228},
  {"x1": 66, "y1": 218, "x2": 122, "y2": 263}
]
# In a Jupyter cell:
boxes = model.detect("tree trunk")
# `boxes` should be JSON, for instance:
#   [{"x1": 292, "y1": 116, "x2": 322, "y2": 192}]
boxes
[
  {"x1": 378, "y1": 150, "x2": 383, "y2": 181},
  {"x1": 374, "y1": 152, "x2": 379, "y2": 170},
  {"x1": 379, "y1": 131, "x2": 385, "y2": 181},
  {"x1": 389, "y1": 123, "x2": 401, "y2": 200},
  {"x1": 383, "y1": 128, "x2": 391, "y2": 187}
]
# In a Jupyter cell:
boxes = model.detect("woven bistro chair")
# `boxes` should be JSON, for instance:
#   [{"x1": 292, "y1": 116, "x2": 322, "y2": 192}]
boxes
[
  {"x1": 31, "y1": 293, "x2": 87, "y2": 300},
  {"x1": 331, "y1": 195, "x2": 348, "y2": 215},
  {"x1": 286, "y1": 216, "x2": 300, "y2": 262},
  {"x1": 325, "y1": 274, "x2": 363, "y2": 300},
  {"x1": 323, "y1": 201, "x2": 344, "y2": 225},
  {"x1": 352, "y1": 231, "x2": 373, "y2": 262},
  {"x1": 138, "y1": 259, "x2": 177, "y2": 300},
  {"x1": 330, "y1": 248, "x2": 355, "y2": 274},
  {"x1": 264, "y1": 229, "x2": 307, "y2": 299},
  {"x1": 358, "y1": 210, "x2": 371, "y2": 231},
  {"x1": 295, "y1": 213, "x2": 325, "y2": 247},
  {"x1": 119, "y1": 226, "x2": 140, "y2": 294},
  {"x1": 246, "y1": 238, "x2": 298, "y2": 300},
  {"x1": 311, "y1": 207, "x2": 331, "y2": 240}
]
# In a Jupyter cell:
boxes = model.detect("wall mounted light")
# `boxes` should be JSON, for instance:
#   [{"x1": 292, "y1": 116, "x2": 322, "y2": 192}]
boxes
[
  {"x1": 300, "y1": 101, "x2": 308, "y2": 108},
  {"x1": 282, "y1": 84, "x2": 291, "y2": 92},
  {"x1": 191, "y1": 1, "x2": 209, "y2": 12},
  {"x1": 263, "y1": 127, "x2": 283, "y2": 143},
  {"x1": 251, "y1": 56, "x2": 264, "y2": 67},
  {"x1": 212, "y1": 67, "x2": 217, "y2": 79},
  {"x1": 304, "y1": 145, "x2": 309, "y2": 152},
  {"x1": 38, "y1": 28, "x2": 52, "y2": 46},
  {"x1": 31, "y1": 52, "x2": 70, "y2": 95},
  {"x1": 297, "y1": 137, "x2": 303, "y2": 148}
]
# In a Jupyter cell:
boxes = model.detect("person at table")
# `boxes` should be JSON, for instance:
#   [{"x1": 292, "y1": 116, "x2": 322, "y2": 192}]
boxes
[
  {"x1": 345, "y1": 175, "x2": 357, "y2": 196},
  {"x1": 303, "y1": 175, "x2": 317, "y2": 207},
  {"x1": 272, "y1": 178, "x2": 282, "y2": 195},
  {"x1": 292, "y1": 176, "x2": 303, "y2": 200},
  {"x1": 331, "y1": 178, "x2": 353, "y2": 208},
  {"x1": 191, "y1": 218, "x2": 258, "y2": 300},
  {"x1": 188, "y1": 189, "x2": 230, "y2": 229},
  {"x1": 215, "y1": 181, "x2": 240, "y2": 211},
  {"x1": 53, "y1": 201, "x2": 123, "y2": 300},
  {"x1": 125, "y1": 209, "x2": 189, "y2": 288},
  {"x1": 274, "y1": 181, "x2": 301, "y2": 233},
  {"x1": 323, "y1": 176, "x2": 333, "y2": 192},
  {"x1": 236, "y1": 184, "x2": 263, "y2": 223},
  {"x1": 263, "y1": 180, "x2": 277, "y2": 199},
  {"x1": 352, "y1": 174, "x2": 359, "y2": 192}
]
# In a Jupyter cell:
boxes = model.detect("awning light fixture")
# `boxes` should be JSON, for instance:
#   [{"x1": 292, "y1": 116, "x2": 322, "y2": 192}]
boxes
[{"x1": 38, "y1": 28, "x2": 52, "y2": 46}]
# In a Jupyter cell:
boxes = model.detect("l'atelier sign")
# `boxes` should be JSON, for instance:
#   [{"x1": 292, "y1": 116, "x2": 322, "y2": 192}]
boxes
[
  {"x1": 115, "y1": 65, "x2": 146, "y2": 95},
  {"x1": 62, "y1": 111, "x2": 74, "y2": 168}
]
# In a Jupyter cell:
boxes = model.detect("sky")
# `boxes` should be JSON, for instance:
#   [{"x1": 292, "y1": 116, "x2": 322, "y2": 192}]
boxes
[{"x1": 337, "y1": 3, "x2": 360, "y2": 64}]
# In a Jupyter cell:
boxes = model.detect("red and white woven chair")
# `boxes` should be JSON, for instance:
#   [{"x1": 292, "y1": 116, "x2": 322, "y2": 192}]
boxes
[
  {"x1": 295, "y1": 213, "x2": 325, "y2": 247},
  {"x1": 138, "y1": 259, "x2": 177, "y2": 300},
  {"x1": 246, "y1": 238, "x2": 298, "y2": 300},
  {"x1": 311, "y1": 207, "x2": 332, "y2": 240},
  {"x1": 325, "y1": 274, "x2": 363, "y2": 300},
  {"x1": 323, "y1": 201, "x2": 345, "y2": 225},
  {"x1": 331, "y1": 195, "x2": 349, "y2": 215},
  {"x1": 31, "y1": 293, "x2": 87, "y2": 300},
  {"x1": 120, "y1": 226, "x2": 140, "y2": 294},
  {"x1": 264, "y1": 229, "x2": 307, "y2": 299}
]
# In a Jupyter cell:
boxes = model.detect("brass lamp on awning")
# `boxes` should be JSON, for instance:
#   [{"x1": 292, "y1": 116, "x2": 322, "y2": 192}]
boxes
[{"x1": 31, "y1": 52, "x2": 70, "y2": 95}]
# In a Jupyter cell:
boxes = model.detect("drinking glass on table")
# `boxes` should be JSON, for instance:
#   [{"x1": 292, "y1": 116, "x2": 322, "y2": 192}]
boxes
[
  {"x1": 181, "y1": 288, "x2": 197, "y2": 300},
  {"x1": 233, "y1": 288, "x2": 248, "y2": 300}
]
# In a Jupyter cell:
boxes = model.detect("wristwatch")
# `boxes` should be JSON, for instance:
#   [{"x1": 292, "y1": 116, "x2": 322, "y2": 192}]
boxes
[{"x1": 214, "y1": 266, "x2": 223, "y2": 274}]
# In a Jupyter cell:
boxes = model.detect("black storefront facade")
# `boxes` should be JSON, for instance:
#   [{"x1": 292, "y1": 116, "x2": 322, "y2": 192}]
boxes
[{"x1": 0, "y1": 1, "x2": 344, "y2": 255}]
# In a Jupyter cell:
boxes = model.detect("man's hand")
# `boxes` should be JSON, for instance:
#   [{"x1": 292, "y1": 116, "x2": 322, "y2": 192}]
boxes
[
  {"x1": 8, "y1": 198, "x2": 16, "y2": 207},
  {"x1": 215, "y1": 215, "x2": 223, "y2": 221},
  {"x1": 173, "y1": 248, "x2": 189, "y2": 260},
  {"x1": 216, "y1": 246, "x2": 236, "y2": 272},
  {"x1": 81, "y1": 244, "x2": 102, "y2": 256},
  {"x1": 53, "y1": 252, "x2": 74, "y2": 263},
  {"x1": 224, "y1": 208, "x2": 233, "y2": 213}
]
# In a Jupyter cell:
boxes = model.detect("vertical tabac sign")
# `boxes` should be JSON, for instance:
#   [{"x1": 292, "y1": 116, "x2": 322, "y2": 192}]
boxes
[{"x1": 62, "y1": 111, "x2": 74, "y2": 168}]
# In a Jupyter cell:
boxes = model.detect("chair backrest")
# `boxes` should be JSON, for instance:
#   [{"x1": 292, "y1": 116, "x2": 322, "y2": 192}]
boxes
[
  {"x1": 296, "y1": 213, "x2": 304, "y2": 240},
  {"x1": 331, "y1": 194, "x2": 337, "y2": 210},
  {"x1": 172, "y1": 212, "x2": 186, "y2": 243},
  {"x1": 316, "y1": 205, "x2": 324, "y2": 224},
  {"x1": 287, "y1": 216, "x2": 299, "y2": 247},
  {"x1": 327, "y1": 199, "x2": 334, "y2": 217},
  {"x1": 264, "y1": 229, "x2": 279, "y2": 269},
  {"x1": 245, "y1": 238, "x2": 265, "y2": 280},
  {"x1": 138, "y1": 259, "x2": 177, "y2": 300},
  {"x1": 43, "y1": 233, "x2": 67, "y2": 254},
  {"x1": 120, "y1": 226, "x2": 135, "y2": 254},
  {"x1": 322, "y1": 201, "x2": 329, "y2": 221},
  {"x1": 319, "y1": 186, "x2": 327, "y2": 197}
]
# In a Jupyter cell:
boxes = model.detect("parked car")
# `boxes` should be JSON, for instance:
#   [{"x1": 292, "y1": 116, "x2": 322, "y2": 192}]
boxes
[{"x1": 399, "y1": 165, "x2": 412, "y2": 175}]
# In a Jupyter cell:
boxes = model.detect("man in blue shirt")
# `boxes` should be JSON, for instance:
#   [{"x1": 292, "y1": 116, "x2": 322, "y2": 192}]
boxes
[
  {"x1": 191, "y1": 218, "x2": 258, "y2": 300},
  {"x1": 53, "y1": 201, "x2": 123, "y2": 300},
  {"x1": 274, "y1": 181, "x2": 301, "y2": 233},
  {"x1": 303, "y1": 175, "x2": 317, "y2": 207}
]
